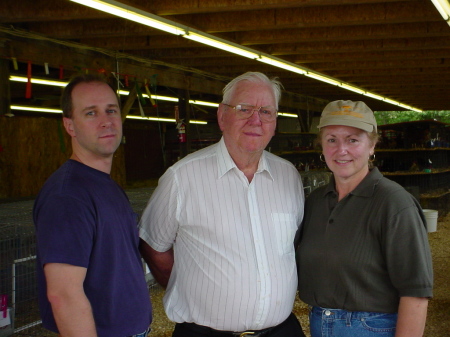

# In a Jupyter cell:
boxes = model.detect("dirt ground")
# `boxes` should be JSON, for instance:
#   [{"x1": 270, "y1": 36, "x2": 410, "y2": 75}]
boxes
[
  {"x1": 148, "y1": 213, "x2": 450, "y2": 337},
  {"x1": 20, "y1": 211, "x2": 449, "y2": 337}
]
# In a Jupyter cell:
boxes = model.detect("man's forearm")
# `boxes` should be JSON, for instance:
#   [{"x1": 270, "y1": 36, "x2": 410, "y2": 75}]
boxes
[
  {"x1": 45, "y1": 263, "x2": 97, "y2": 337},
  {"x1": 50, "y1": 292, "x2": 97, "y2": 337},
  {"x1": 139, "y1": 239, "x2": 174, "y2": 288}
]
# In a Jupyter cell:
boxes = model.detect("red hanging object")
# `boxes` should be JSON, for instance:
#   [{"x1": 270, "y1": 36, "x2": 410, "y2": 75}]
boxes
[
  {"x1": 59, "y1": 65, "x2": 64, "y2": 80},
  {"x1": 25, "y1": 61, "x2": 32, "y2": 99},
  {"x1": 125, "y1": 75, "x2": 129, "y2": 87}
]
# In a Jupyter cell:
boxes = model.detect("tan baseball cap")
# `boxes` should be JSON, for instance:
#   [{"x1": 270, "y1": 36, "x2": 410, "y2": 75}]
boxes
[{"x1": 317, "y1": 100, "x2": 377, "y2": 132}]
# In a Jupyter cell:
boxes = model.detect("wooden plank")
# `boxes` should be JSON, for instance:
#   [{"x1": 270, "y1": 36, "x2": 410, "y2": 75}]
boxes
[
  {"x1": 122, "y1": 85, "x2": 137, "y2": 122},
  {"x1": 0, "y1": 53, "x2": 11, "y2": 116},
  {"x1": 0, "y1": 30, "x2": 327, "y2": 112}
]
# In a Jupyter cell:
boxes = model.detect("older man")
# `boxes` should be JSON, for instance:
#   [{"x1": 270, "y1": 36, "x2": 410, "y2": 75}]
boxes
[{"x1": 139, "y1": 72, "x2": 305, "y2": 337}]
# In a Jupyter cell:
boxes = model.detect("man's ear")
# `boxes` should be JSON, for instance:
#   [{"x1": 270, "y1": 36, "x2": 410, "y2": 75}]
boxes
[
  {"x1": 63, "y1": 117, "x2": 76, "y2": 137},
  {"x1": 217, "y1": 104, "x2": 225, "y2": 132}
]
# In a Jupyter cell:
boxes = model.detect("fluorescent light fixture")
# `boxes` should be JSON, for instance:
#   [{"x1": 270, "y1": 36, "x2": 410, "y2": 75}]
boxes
[
  {"x1": 305, "y1": 72, "x2": 341, "y2": 86},
  {"x1": 189, "y1": 100, "x2": 219, "y2": 107},
  {"x1": 147, "y1": 94, "x2": 178, "y2": 102},
  {"x1": 118, "y1": 90, "x2": 179, "y2": 102},
  {"x1": 184, "y1": 32, "x2": 259, "y2": 59},
  {"x1": 364, "y1": 92, "x2": 385, "y2": 101},
  {"x1": 397, "y1": 103, "x2": 423, "y2": 112},
  {"x1": 126, "y1": 115, "x2": 207, "y2": 124},
  {"x1": 430, "y1": 0, "x2": 450, "y2": 22},
  {"x1": 257, "y1": 56, "x2": 306, "y2": 75},
  {"x1": 278, "y1": 112, "x2": 298, "y2": 118},
  {"x1": 10, "y1": 105, "x2": 209, "y2": 123},
  {"x1": 70, "y1": 0, "x2": 185, "y2": 35},
  {"x1": 11, "y1": 105, "x2": 63, "y2": 113},
  {"x1": 70, "y1": 0, "x2": 423, "y2": 112},
  {"x1": 340, "y1": 83, "x2": 366, "y2": 94},
  {"x1": 383, "y1": 98, "x2": 400, "y2": 106},
  {"x1": 10, "y1": 76, "x2": 68, "y2": 87},
  {"x1": 126, "y1": 115, "x2": 176, "y2": 122}
]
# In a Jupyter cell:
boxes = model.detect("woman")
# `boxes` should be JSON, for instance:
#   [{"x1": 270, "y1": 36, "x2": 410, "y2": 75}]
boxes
[{"x1": 297, "y1": 100, "x2": 433, "y2": 337}]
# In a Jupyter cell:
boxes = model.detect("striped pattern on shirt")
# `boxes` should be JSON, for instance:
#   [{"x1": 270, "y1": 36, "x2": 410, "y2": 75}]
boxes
[{"x1": 139, "y1": 137, "x2": 304, "y2": 331}]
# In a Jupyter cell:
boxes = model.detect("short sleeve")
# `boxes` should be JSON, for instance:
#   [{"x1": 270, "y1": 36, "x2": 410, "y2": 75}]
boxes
[
  {"x1": 383, "y1": 199, "x2": 433, "y2": 298},
  {"x1": 139, "y1": 168, "x2": 179, "y2": 252},
  {"x1": 35, "y1": 195, "x2": 95, "y2": 268}
]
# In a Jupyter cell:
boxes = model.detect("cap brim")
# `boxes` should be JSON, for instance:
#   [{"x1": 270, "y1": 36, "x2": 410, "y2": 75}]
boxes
[{"x1": 317, "y1": 116, "x2": 375, "y2": 132}]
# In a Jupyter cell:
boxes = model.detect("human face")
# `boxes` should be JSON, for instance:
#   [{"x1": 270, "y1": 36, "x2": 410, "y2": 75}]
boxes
[
  {"x1": 218, "y1": 81, "x2": 276, "y2": 157},
  {"x1": 321, "y1": 125, "x2": 375, "y2": 185},
  {"x1": 63, "y1": 82, "x2": 122, "y2": 161}
]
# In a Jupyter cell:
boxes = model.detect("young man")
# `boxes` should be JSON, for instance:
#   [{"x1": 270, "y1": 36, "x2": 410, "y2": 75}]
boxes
[
  {"x1": 139, "y1": 72, "x2": 305, "y2": 337},
  {"x1": 33, "y1": 74, "x2": 152, "y2": 337}
]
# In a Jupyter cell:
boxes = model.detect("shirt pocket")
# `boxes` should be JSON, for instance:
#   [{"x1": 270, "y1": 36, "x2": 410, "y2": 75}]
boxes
[{"x1": 271, "y1": 213, "x2": 298, "y2": 255}]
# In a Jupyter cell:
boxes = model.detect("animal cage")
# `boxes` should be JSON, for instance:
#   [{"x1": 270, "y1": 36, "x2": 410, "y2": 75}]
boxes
[
  {"x1": 0, "y1": 187, "x2": 156, "y2": 336},
  {"x1": 0, "y1": 199, "x2": 42, "y2": 336}
]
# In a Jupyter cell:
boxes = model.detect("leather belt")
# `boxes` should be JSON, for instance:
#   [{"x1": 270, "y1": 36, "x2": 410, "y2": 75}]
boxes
[
  {"x1": 176, "y1": 322, "x2": 274, "y2": 337},
  {"x1": 174, "y1": 314, "x2": 300, "y2": 337}
]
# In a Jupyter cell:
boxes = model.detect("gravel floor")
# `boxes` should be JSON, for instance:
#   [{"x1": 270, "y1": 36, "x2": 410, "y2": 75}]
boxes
[
  {"x1": 148, "y1": 212, "x2": 450, "y2": 337},
  {"x1": 2, "y1": 188, "x2": 448, "y2": 336}
]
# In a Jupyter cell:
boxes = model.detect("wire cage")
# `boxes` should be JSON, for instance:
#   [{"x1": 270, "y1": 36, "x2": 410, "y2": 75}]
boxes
[
  {"x1": 0, "y1": 199, "x2": 42, "y2": 336},
  {"x1": 0, "y1": 187, "x2": 157, "y2": 336}
]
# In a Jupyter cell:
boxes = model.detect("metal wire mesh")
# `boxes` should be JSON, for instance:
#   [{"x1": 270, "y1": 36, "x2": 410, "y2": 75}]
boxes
[{"x1": 0, "y1": 187, "x2": 156, "y2": 336}]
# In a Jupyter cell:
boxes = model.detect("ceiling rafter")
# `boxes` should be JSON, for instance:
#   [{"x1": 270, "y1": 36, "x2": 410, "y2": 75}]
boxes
[{"x1": 1, "y1": 0, "x2": 449, "y2": 114}]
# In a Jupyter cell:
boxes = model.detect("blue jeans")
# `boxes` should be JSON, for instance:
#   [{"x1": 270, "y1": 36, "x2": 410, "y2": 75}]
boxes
[
  {"x1": 309, "y1": 306, "x2": 397, "y2": 337},
  {"x1": 129, "y1": 327, "x2": 151, "y2": 337}
]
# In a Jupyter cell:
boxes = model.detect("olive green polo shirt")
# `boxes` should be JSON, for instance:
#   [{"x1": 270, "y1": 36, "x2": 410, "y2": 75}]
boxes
[{"x1": 297, "y1": 167, "x2": 433, "y2": 313}]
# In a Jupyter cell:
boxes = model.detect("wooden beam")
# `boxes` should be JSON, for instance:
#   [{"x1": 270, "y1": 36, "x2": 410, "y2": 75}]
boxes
[
  {"x1": 0, "y1": 0, "x2": 414, "y2": 22},
  {"x1": 0, "y1": 31, "x2": 226, "y2": 96},
  {"x1": 0, "y1": 39, "x2": 11, "y2": 116},
  {"x1": 0, "y1": 29, "x2": 326, "y2": 111},
  {"x1": 121, "y1": 85, "x2": 137, "y2": 122},
  {"x1": 162, "y1": 2, "x2": 438, "y2": 33}
]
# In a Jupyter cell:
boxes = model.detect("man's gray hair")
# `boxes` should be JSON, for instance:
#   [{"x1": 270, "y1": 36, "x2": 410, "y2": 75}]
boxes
[{"x1": 222, "y1": 72, "x2": 283, "y2": 108}]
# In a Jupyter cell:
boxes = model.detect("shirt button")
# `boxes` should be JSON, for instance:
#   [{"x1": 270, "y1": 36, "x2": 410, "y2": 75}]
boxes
[{"x1": 325, "y1": 310, "x2": 331, "y2": 316}]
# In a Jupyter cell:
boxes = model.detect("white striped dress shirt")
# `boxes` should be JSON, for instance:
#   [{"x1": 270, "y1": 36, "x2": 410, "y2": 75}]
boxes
[{"x1": 139, "y1": 137, "x2": 304, "y2": 331}]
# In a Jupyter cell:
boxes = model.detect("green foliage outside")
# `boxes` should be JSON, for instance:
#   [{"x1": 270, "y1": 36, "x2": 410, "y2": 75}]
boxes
[{"x1": 375, "y1": 111, "x2": 450, "y2": 126}]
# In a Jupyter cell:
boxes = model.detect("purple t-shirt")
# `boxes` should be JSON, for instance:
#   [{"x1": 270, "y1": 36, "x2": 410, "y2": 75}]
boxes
[{"x1": 34, "y1": 160, "x2": 152, "y2": 337}]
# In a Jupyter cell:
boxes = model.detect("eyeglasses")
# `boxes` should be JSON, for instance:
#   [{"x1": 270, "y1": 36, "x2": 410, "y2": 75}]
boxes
[{"x1": 222, "y1": 103, "x2": 278, "y2": 122}]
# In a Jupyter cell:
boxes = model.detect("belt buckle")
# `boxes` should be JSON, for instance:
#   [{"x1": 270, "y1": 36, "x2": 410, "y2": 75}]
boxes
[{"x1": 239, "y1": 332, "x2": 255, "y2": 337}]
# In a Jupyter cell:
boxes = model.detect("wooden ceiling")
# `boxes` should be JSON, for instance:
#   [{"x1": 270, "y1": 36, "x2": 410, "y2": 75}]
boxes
[{"x1": 1, "y1": 0, "x2": 450, "y2": 121}]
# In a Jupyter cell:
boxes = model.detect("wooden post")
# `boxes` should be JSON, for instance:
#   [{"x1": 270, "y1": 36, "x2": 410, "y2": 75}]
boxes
[
  {"x1": 178, "y1": 89, "x2": 191, "y2": 158},
  {"x1": 297, "y1": 109, "x2": 307, "y2": 132},
  {"x1": 0, "y1": 41, "x2": 11, "y2": 116},
  {"x1": 121, "y1": 85, "x2": 137, "y2": 123}
]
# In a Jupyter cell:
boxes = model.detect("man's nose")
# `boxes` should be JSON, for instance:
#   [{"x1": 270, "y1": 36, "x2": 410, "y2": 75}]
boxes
[
  {"x1": 100, "y1": 114, "x2": 114, "y2": 127},
  {"x1": 248, "y1": 108, "x2": 263, "y2": 124}
]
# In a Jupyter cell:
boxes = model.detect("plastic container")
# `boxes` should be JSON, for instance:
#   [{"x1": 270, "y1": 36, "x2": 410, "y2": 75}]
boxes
[{"x1": 422, "y1": 209, "x2": 438, "y2": 233}]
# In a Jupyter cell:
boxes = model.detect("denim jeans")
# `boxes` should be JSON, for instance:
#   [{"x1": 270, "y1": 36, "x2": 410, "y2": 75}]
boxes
[
  {"x1": 129, "y1": 327, "x2": 151, "y2": 337},
  {"x1": 309, "y1": 306, "x2": 397, "y2": 337}
]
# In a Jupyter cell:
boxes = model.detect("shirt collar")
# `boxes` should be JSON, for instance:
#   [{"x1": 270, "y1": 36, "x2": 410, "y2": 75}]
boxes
[
  {"x1": 216, "y1": 137, "x2": 274, "y2": 180},
  {"x1": 323, "y1": 167, "x2": 383, "y2": 198}
]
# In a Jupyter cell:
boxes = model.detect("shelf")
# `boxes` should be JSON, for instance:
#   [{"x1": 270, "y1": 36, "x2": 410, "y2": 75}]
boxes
[
  {"x1": 377, "y1": 147, "x2": 450, "y2": 152},
  {"x1": 421, "y1": 190, "x2": 450, "y2": 200},
  {"x1": 277, "y1": 148, "x2": 450, "y2": 155},
  {"x1": 275, "y1": 150, "x2": 318, "y2": 155},
  {"x1": 382, "y1": 168, "x2": 450, "y2": 176}
]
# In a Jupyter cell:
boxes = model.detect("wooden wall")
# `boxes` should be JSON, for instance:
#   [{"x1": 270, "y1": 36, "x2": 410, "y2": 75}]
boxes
[
  {"x1": 0, "y1": 114, "x2": 126, "y2": 199},
  {"x1": 123, "y1": 120, "x2": 165, "y2": 183}
]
